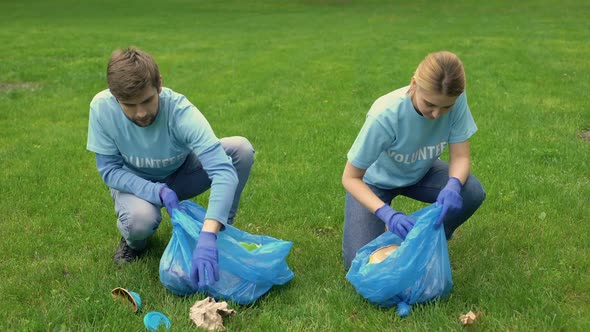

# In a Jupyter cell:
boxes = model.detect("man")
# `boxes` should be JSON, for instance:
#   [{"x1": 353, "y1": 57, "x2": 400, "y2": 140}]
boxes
[{"x1": 86, "y1": 47, "x2": 254, "y2": 289}]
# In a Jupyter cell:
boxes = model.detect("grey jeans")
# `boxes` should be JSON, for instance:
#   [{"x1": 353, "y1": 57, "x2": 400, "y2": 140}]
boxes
[
  {"x1": 342, "y1": 159, "x2": 486, "y2": 270},
  {"x1": 110, "y1": 136, "x2": 255, "y2": 250}
]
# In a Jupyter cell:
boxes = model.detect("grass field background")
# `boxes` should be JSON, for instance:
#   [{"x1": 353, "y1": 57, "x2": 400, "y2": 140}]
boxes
[{"x1": 1, "y1": 0, "x2": 589, "y2": 330}]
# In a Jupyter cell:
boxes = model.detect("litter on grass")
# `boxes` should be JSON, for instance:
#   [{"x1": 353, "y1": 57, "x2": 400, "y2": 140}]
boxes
[
  {"x1": 190, "y1": 297, "x2": 236, "y2": 331},
  {"x1": 460, "y1": 311, "x2": 483, "y2": 326},
  {"x1": 144, "y1": 311, "x2": 171, "y2": 331},
  {"x1": 111, "y1": 287, "x2": 142, "y2": 313}
]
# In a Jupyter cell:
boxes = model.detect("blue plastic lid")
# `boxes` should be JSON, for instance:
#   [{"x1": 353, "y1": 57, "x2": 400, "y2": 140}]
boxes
[{"x1": 143, "y1": 311, "x2": 171, "y2": 331}]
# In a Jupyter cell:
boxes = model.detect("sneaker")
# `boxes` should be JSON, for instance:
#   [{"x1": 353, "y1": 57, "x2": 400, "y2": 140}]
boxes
[{"x1": 113, "y1": 237, "x2": 145, "y2": 266}]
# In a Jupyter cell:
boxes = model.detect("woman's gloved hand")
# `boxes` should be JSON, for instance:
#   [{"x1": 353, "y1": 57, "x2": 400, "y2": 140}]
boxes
[
  {"x1": 435, "y1": 177, "x2": 463, "y2": 228},
  {"x1": 375, "y1": 204, "x2": 415, "y2": 240}
]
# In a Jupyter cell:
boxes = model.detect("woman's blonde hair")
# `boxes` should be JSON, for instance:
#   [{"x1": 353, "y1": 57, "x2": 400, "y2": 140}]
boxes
[
  {"x1": 107, "y1": 47, "x2": 161, "y2": 100},
  {"x1": 413, "y1": 51, "x2": 465, "y2": 97}
]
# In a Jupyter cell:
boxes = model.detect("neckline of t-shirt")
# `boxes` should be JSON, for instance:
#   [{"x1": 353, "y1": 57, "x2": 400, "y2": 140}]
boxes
[{"x1": 403, "y1": 94, "x2": 426, "y2": 120}]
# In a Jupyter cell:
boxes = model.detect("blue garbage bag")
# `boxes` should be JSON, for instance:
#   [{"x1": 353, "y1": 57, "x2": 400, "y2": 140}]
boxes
[
  {"x1": 159, "y1": 201, "x2": 294, "y2": 305},
  {"x1": 346, "y1": 204, "x2": 452, "y2": 316}
]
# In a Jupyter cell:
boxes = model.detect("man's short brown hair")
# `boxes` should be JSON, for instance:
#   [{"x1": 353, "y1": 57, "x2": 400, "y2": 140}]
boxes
[{"x1": 107, "y1": 47, "x2": 161, "y2": 100}]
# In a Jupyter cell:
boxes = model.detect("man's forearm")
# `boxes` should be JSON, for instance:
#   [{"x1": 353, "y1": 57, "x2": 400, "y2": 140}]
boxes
[
  {"x1": 96, "y1": 153, "x2": 163, "y2": 205},
  {"x1": 196, "y1": 144, "x2": 239, "y2": 226}
]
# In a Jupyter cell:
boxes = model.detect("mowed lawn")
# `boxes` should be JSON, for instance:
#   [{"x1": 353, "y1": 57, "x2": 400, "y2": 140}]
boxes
[{"x1": 0, "y1": 0, "x2": 589, "y2": 330}]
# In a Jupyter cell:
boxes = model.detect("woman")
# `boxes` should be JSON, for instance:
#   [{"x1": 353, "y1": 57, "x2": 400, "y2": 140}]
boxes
[{"x1": 342, "y1": 51, "x2": 486, "y2": 269}]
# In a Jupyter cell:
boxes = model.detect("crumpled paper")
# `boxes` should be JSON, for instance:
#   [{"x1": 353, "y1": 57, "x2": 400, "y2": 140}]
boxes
[
  {"x1": 190, "y1": 297, "x2": 237, "y2": 331},
  {"x1": 459, "y1": 311, "x2": 483, "y2": 326}
]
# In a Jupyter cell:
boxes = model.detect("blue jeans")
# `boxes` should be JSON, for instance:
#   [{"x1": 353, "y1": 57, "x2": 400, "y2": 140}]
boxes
[
  {"x1": 342, "y1": 159, "x2": 486, "y2": 270},
  {"x1": 110, "y1": 136, "x2": 255, "y2": 250}
]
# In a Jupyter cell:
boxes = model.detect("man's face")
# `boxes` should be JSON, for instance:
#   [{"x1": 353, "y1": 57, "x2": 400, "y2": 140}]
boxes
[
  {"x1": 412, "y1": 85, "x2": 458, "y2": 120},
  {"x1": 117, "y1": 85, "x2": 161, "y2": 127}
]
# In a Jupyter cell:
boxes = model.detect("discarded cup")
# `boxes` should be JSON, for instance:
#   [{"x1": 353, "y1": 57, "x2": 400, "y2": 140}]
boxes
[
  {"x1": 111, "y1": 287, "x2": 142, "y2": 313},
  {"x1": 144, "y1": 311, "x2": 172, "y2": 331}
]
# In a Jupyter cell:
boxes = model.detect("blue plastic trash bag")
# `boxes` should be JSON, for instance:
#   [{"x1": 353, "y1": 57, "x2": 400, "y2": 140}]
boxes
[
  {"x1": 159, "y1": 201, "x2": 294, "y2": 305},
  {"x1": 346, "y1": 204, "x2": 452, "y2": 316}
]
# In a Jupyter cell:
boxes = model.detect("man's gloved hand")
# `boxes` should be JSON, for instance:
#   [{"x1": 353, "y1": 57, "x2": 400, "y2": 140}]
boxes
[
  {"x1": 159, "y1": 184, "x2": 180, "y2": 216},
  {"x1": 190, "y1": 231, "x2": 220, "y2": 289},
  {"x1": 375, "y1": 204, "x2": 415, "y2": 240},
  {"x1": 436, "y1": 177, "x2": 463, "y2": 228}
]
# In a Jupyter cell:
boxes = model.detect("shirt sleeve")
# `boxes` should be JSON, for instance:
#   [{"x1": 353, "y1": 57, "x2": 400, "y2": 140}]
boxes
[
  {"x1": 173, "y1": 96, "x2": 219, "y2": 154},
  {"x1": 87, "y1": 102, "x2": 119, "y2": 155},
  {"x1": 195, "y1": 143, "x2": 239, "y2": 226},
  {"x1": 96, "y1": 153, "x2": 164, "y2": 205},
  {"x1": 347, "y1": 115, "x2": 395, "y2": 170},
  {"x1": 448, "y1": 92, "x2": 477, "y2": 143},
  {"x1": 171, "y1": 96, "x2": 238, "y2": 225}
]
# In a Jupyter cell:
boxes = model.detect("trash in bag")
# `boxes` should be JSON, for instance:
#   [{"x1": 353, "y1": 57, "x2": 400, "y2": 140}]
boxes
[
  {"x1": 346, "y1": 203, "x2": 452, "y2": 316},
  {"x1": 159, "y1": 201, "x2": 294, "y2": 305}
]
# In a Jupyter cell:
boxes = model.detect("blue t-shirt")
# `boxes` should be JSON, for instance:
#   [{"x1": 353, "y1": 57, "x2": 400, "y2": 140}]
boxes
[
  {"x1": 347, "y1": 86, "x2": 477, "y2": 189},
  {"x1": 87, "y1": 87, "x2": 218, "y2": 180},
  {"x1": 87, "y1": 87, "x2": 238, "y2": 224}
]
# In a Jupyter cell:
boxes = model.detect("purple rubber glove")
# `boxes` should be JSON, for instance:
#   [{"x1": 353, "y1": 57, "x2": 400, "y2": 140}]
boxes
[
  {"x1": 190, "y1": 231, "x2": 220, "y2": 289},
  {"x1": 375, "y1": 204, "x2": 415, "y2": 240},
  {"x1": 436, "y1": 177, "x2": 463, "y2": 228},
  {"x1": 159, "y1": 184, "x2": 180, "y2": 216}
]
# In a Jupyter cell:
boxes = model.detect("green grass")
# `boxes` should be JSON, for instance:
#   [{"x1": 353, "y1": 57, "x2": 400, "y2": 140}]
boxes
[{"x1": 1, "y1": 0, "x2": 589, "y2": 330}]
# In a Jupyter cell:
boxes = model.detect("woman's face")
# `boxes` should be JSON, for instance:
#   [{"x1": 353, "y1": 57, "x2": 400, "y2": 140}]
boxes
[{"x1": 411, "y1": 83, "x2": 458, "y2": 120}]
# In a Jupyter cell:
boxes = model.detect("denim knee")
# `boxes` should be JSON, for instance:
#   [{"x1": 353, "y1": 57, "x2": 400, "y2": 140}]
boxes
[
  {"x1": 119, "y1": 205, "x2": 161, "y2": 243},
  {"x1": 464, "y1": 176, "x2": 486, "y2": 209},
  {"x1": 230, "y1": 136, "x2": 255, "y2": 170},
  {"x1": 442, "y1": 175, "x2": 485, "y2": 239}
]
